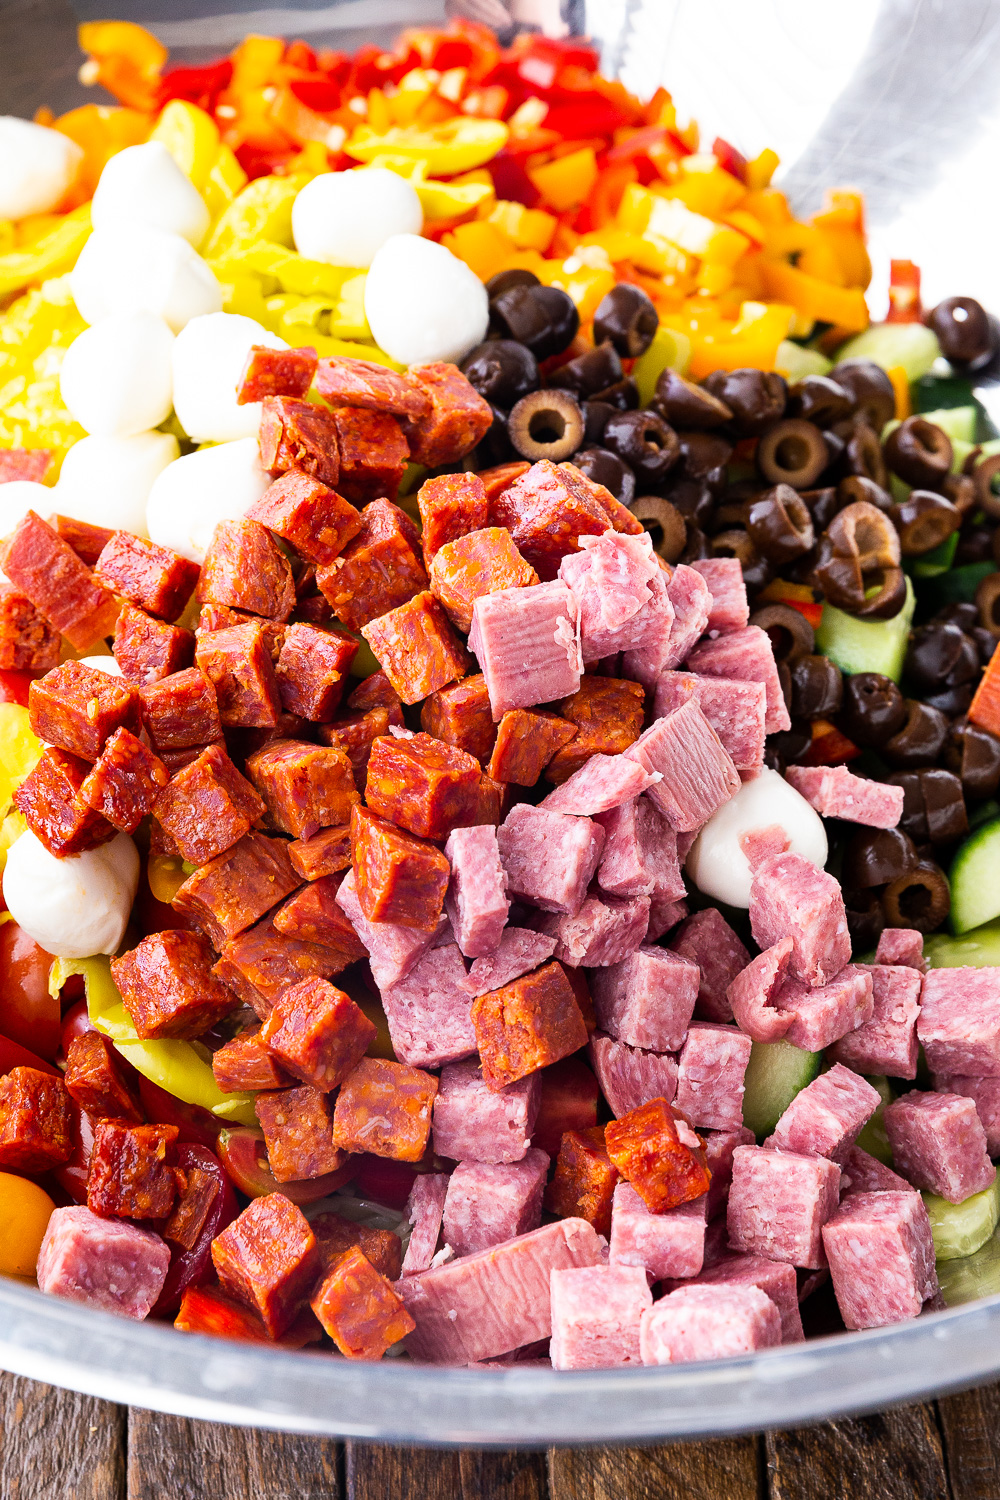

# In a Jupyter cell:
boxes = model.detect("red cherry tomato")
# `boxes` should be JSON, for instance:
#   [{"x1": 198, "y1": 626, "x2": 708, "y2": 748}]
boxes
[
  {"x1": 137, "y1": 1076, "x2": 223, "y2": 1149},
  {"x1": 0, "y1": 670, "x2": 37, "y2": 707},
  {"x1": 0, "y1": 1031, "x2": 59, "y2": 1077},
  {"x1": 217, "y1": 1127, "x2": 355, "y2": 1205},
  {"x1": 152, "y1": 1143, "x2": 239, "y2": 1317},
  {"x1": 53, "y1": 1105, "x2": 96, "y2": 1204},
  {"x1": 352, "y1": 1154, "x2": 419, "y2": 1212},
  {"x1": 55, "y1": 998, "x2": 95, "y2": 1068},
  {"x1": 0, "y1": 923, "x2": 61, "y2": 1060}
]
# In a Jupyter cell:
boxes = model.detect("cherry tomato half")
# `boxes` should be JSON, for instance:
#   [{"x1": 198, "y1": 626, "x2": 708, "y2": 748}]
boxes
[
  {"x1": 152, "y1": 1143, "x2": 238, "y2": 1317},
  {"x1": 137, "y1": 1076, "x2": 222, "y2": 1150},
  {"x1": 53, "y1": 1105, "x2": 96, "y2": 1204},
  {"x1": 0, "y1": 923, "x2": 60, "y2": 1060},
  {"x1": 217, "y1": 1127, "x2": 355, "y2": 1205}
]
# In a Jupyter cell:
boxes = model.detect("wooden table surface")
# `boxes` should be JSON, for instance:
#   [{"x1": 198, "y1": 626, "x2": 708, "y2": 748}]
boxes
[{"x1": 5, "y1": 1371, "x2": 1000, "y2": 1500}]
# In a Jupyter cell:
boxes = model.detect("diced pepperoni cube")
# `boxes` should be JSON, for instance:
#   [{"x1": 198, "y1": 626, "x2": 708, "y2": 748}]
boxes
[
  {"x1": 212, "y1": 1027, "x2": 293, "y2": 1093},
  {"x1": 471, "y1": 580, "x2": 581, "y2": 720},
  {"x1": 884, "y1": 1090, "x2": 996, "y2": 1204},
  {"x1": 153, "y1": 742, "x2": 265, "y2": 863},
  {"x1": 604, "y1": 1098, "x2": 710, "y2": 1214},
  {"x1": 29, "y1": 660, "x2": 140, "y2": 762},
  {"x1": 420, "y1": 674, "x2": 496, "y2": 765},
  {"x1": 112, "y1": 930, "x2": 237, "y2": 1040},
  {"x1": 432, "y1": 1057, "x2": 539, "y2": 1165},
  {"x1": 489, "y1": 460, "x2": 612, "y2": 580},
  {"x1": 471, "y1": 961, "x2": 588, "y2": 1092},
  {"x1": 39, "y1": 1206, "x2": 169, "y2": 1321},
  {"x1": 546, "y1": 1126, "x2": 619, "y2": 1237},
  {"x1": 366, "y1": 732, "x2": 480, "y2": 840},
  {"x1": 0, "y1": 1067, "x2": 73, "y2": 1171},
  {"x1": 64, "y1": 1031, "x2": 143, "y2": 1122},
  {"x1": 550, "y1": 1261, "x2": 652, "y2": 1371},
  {"x1": 474, "y1": 772, "x2": 506, "y2": 826},
  {"x1": 417, "y1": 472, "x2": 488, "y2": 563},
  {"x1": 51, "y1": 514, "x2": 112, "y2": 564},
  {"x1": 362, "y1": 590, "x2": 469, "y2": 706},
  {"x1": 592, "y1": 947, "x2": 698, "y2": 1053},
  {"x1": 254, "y1": 1084, "x2": 347, "y2": 1181},
  {"x1": 403, "y1": 361, "x2": 493, "y2": 468},
  {"x1": 261, "y1": 977, "x2": 375, "y2": 1092},
  {"x1": 259, "y1": 395, "x2": 340, "y2": 489},
  {"x1": 237, "y1": 344, "x2": 317, "y2": 403},
  {"x1": 640, "y1": 1283, "x2": 780, "y2": 1364},
  {"x1": 320, "y1": 709, "x2": 394, "y2": 789},
  {"x1": 749, "y1": 851, "x2": 851, "y2": 990},
  {"x1": 114, "y1": 603, "x2": 194, "y2": 685},
  {"x1": 687, "y1": 625, "x2": 791, "y2": 736},
  {"x1": 287, "y1": 824, "x2": 352, "y2": 881},
  {"x1": 429, "y1": 525, "x2": 539, "y2": 634},
  {"x1": 332, "y1": 1057, "x2": 438, "y2": 1162},
  {"x1": 477, "y1": 461, "x2": 529, "y2": 506},
  {"x1": 588, "y1": 1033, "x2": 678, "y2": 1119},
  {"x1": 329, "y1": 406, "x2": 408, "y2": 504},
  {"x1": 246, "y1": 739, "x2": 358, "y2": 842},
  {"x1": 487, "y1": 708, "x2": 577, "y2": 786},
  {"x1": 547, "y1": 676, "x2": 644, "y2": 783},
  {"x1": 171, "y1": 830, "x2": 300, "y2": 947},
  {"x1": 497, "y1": 802, "x2": 605, "y2": 916},
  {"x1": 272, "y1": 876, "x2": 368, "y2": 961},
  {"x1": 195, "y1": 620, "x2": 282, "y2": 728},
  {"x1": 87, "y1": 1120, "x2": 179, "y2": 1219},
  {"x1": 443, "y1": 1149, "x2": 549, "y2": 1257},
  {"x1": 317, "y1": 498, "x2": 427, "y2": 631},
  {"x1": 350, "y1": 804, "x2": 449, "y2": 931},
  {"x1": 769, "y1": 1063, "x2": 880, "y2": 1161},
  {"x1": 164, "y1": 1164, "x2": 219, "y2": 1250},
  {"x1": 211, "y1": 1192, "x2": 320, "y2": 1337},
  {"x1": 312, "y1": 1211, "x2": 402, "y2": 1282},
  {"x1": 828, "y1": 963, "x2": 921, "y2": 1078},
  {"x1": 275, "y1": 623, "x2": 356, "y2": 722},
  {"x1": 609, "y1": 1181, "x2": 707, "y2": 1282},
  {"x1": 346, "y1": 670, "x2": 403, "y2": 716},
  {"x1": 822, "y1": 1192, "x2": 938, "y2": 1330},
  {"x1": 94, "y1": 532, "x2": 200, "y2": 622},
  {"x1": 0, "y1": 583, "x2": 59, "y2": 671},
  {"x1": 198, "y1": 518, "x2": 296, "y2": 623},
  {"x1": 728, "y1": 1144, "x2": 841, "y2": 1268},
  {"x1": 77, "y1": 726, "x2": 168, "y2": 834},
  {"x1": 13, "y1": 746, "x2": 116, "y2": 856},
  {"x1": 316, "y1": 355, "x2": 429, "y2": 418},
  {"x1": 214, "y1": 916, "x2": 353, "y2": 1015},
  {"x1": 310, "y1": 1244, "x2": 415, "y2": 1360},
  {"x1": 0, "y1": 511, "x2": 119, "y2": 649},
  {"x1": 247, "y1": 469, "x2": 361, "y2": 568},
  {"x1": 139, "y1": 667, "x2": 222, "y2": 752},
  {"x1": 690, "y1": 556, "x2": 749, "y2": 635}
]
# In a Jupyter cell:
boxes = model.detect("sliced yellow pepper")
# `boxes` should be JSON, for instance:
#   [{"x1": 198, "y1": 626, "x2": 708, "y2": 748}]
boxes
[
  {"x1": 210, "y1": 239, "x2": 350, "y2": 297},
  {"x1": 345, "y1": 118, "x2": 508, "y2": 174},
  {"x1": 646, "y1": 196, "x2": 750, "y2": 267},
  {"x1": 77, "y1": 21, "x2": 166, "y2": 113},
  {"x1": 328, "y1": 273, "x2": 370, "y2": 340},
  {"x1": 666, "y1": 154, "x2": 745, "y2": 217},
  {"x1": 204, "y1": 173, "x2": 309, "y2": 259},
  {"x1": 0, "y1": 705, "x2": 43, "y2": 820},
  {"x1": 758, "y1": 260, "x2": 869, "y2": 333},
  {"x1": 150, "y1": 100, "x2": 220, "y2": 189},
  {"x1": 546, "y1": 260, "x2": 615, "y2": 321},
  {"x1": 416, "y1": 177, "x2": 494, "y2": 223},
  {"x1": 632, "y1": 324, "x2": 692, "y2": 403},
  {"x1": 0, "y1": 205, "x2": 92, "y2": 299}
]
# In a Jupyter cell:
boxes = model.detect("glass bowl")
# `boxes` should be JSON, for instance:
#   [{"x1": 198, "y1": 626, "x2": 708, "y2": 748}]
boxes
[{"x1": 2, "y1": 0, "x2": 1000, "y2": 1443}]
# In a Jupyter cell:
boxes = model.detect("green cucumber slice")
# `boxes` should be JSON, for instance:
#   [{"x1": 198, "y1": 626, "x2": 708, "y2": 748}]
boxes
[
  {"x1": 815, "y1": 576, "x2": 915, "y2": 683},
  {"x1": 834, "y1": 322, "x2": 941, "y2": 383},
  {"x1": 633, "y1": 325, "x2": 692, "y2": 405},
  {"x1": 924, "y1": 1176, "x2": 1000, "y2": 1262},
  {"x1": 775, "y1": 341, "x2": 832, "y2": 382},
  {"x1": 949, "y1": 818, "x2": 1000, "y2": 934},
  {"x1": 741, "y1": 1039, "x2": 821, "y2": 1139},
  {"x1": 919, "y1": 405, "x2": 978, "y2": 444},
  {"x1": 910, "y1": 531, "x2": 958, "y2": 578},
  {"x1": 926, "y1": 919, "x2": 1000, "y2": 969},
  {"x1": 854, "y1": 1076, "x2": 893, "y2": 1164},
  {"x1": 938, "y1": 1227, "x2": 1000, "y2": 1305}
]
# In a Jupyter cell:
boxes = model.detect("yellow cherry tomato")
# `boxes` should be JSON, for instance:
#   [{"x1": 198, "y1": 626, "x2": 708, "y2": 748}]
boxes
[{"x1": 0, "y1": 1172, "x2": 55, "y2": 1277}]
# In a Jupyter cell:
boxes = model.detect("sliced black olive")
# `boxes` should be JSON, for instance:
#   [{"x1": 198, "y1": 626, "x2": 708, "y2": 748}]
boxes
[
  {"x1": 506, "y1": 388, "x2": 585, "y2": 462},
  {"x1": 790, "y1": 654, "x2": 843, "y2": 719},
  {"x1": 842, "y1": 826, "x2": 919, "y2": 890},
  {"x1": 889, "y1": 490, "x2": 960, "y2": 556},
  {"x1": 926, "y1": 296, "x2": 998, "y2": 370},
  {"x1": 918, "y1": 767, "x2": 969, "y2": 845},
  {"x1": 975, "y1": 572, "x2": 1000, "y2": 636},
  {"x1": 476, "y1": 404, "x2": 516, "y2": 465},
  {"x1": 583, "y1": 400, "x2": 615, "y2": 444},
  {"x1": 756, "y1": 419, "x2": 829, "y2": 488},
  {"x1": 485, "y1": 268, "x2": 540, "y2": 299},
  {"x1": 837, "y1": 474, "x2": 893, "y2": 513},
  {"x1": 973, "y1": 454, "x2": 1000, "y2": 520},
  {"x1": 653, "y1": 368, "x2": 733, "y2": 429},
  {"x1": 602, "y1": 409, "x2": 680, "y2": 483},
  {"x1": 840, "y1": 672, "x2": 907, "y2": 747},
  {"x1": 675, "y1": 430, "x2": 734, "y2": 481},
  {"x1": 593, "y1": 283, "x2": 659, "y2": 358},
  {"x1": 786, "y1": 374, "x2": 854, "y2": 427},
  {"x1": 663, "y1": 478, "x2": 716, "y2": 529},
  {"x1": 881, "y1": 860, "x2": 951, "y2": 932},
  {"x1": 945, "y1": 717, "x2": 1000, "y2": 800},
  {"x1": 749, "y1": 603, "x2": 815, "y2": 663},
  {"x1": 702, "y1": 368, "x2": 787, "y2": 436},
  {"x1": 746, "y1": 484, "x2": 815, "y2": 565},
  {"x1": 846, "y1": 888, "x2": 886, "y2": 949},
  {"x1": 843, "y1": 420, "x2": 889, "y2": 488},
  {"x1": 882, "y1": 699, "x2": 950, "y2": 769},
  {"x1": 591, "y1": 377, "x2": 639, "y2": 411},
  {"x1": 828, "y1": 359, "x2": 895, "y2": 431},
  {"x1": 547, "y1": 342, "x2": 622, "y2": 398},
  {"x1": 572, "y1": 446, "x2": 636, "y2": 507},
  {"x1": 490, "y1": 284, "x2": 579, "y2": 360},
  {"x1": 802, "y1": 486, "x2": 841, "y2": 532},
  {"x1": 629, "y1": 496, "x2": 686, "y2": 563},
  {"x1": 905, "y1": 622, "x2": 980, "y2": 693},
  {"x1": 461, "y1": 340, "x2": 538, "y2": 408},
  {"x1": 883, "y1": 416, "x2": 953, "y2": 490}
]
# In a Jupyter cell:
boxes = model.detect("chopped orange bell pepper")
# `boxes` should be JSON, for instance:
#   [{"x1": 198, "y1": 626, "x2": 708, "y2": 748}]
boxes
[
  {"x1": 52, "y1": 103, "x2": 151, "y2": 202},
  {"x1": 803, "y1": 720, "x2": 862, "y2": 767},
  {"x1": 527, "y1": 147, "x2": 598, "y2": 212},
  {"x1": 969, "y1": 641, "x2": 1000, "y2": 738},
  {"x1": 758, "y1": 259, "x2": 869, "y2": 333},
  {"x1": 77, "y1": 21, "x2": 166, "y2": 112}
]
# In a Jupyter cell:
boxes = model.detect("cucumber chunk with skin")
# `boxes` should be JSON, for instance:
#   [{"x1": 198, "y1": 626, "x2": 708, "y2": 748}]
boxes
[
  {"x1": 924, "y1": 919, "x2": 1000, "y2": 969},
  {"x1": 924, "y1": 1176, "x2": 1000, "y2": 1262},
  {"x1": 815, "y1": 576, "x2": 915, "y2": 683},
  {"x1": 742, "y1": 1038, "x2": 821, "y2": 1139},
  {"x1": 854, "y1": 1076, "x2": 894, "y2": 1164},
  {"x1": 937, "y1": 1227, "x2": 1000, "y2": 1305},
  {"x1": 834, "y1": 321, "x2": 940, "y2": 382},
  {"x1": 949, "y1": 818, "x2": 1000, "y2": 934},
  {"x1": 919, "y1": 405, "x2": 978, "y2": 445}
]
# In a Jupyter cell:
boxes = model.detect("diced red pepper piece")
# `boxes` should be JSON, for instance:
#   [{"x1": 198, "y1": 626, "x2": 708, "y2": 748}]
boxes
[
  {"x1": 94, "y1": 532, "x2": 200, "y2": 622},
  {"x1": 886, "y1": 259, "x2": 922, "y2": 324},
  {"x1": 604, "y1": 1097, "x2": 710, "y2": 1213},
  {"x1": 350, "y1": 803, "x2": 450, "y2": 930},
  {"x1": 211, "y1": 1192, "x2": 320, "y2": 1338},
  {"x1": 237, "y1": 345, "x2": 317, "y2": 404},
  {"x1": 111, "y1": 930, "x2": 237, "y2": 1041},
  {"x1": 332, "y1": 1056, "x2": 438, "y2": 1162},
  {"x1": 309, "y1": 1245, "x2": 415, "y2": 1359},
  {"x1": 86, "y1": 1120, "x2": 179, "y2": 1219},
  {"x1": 471, "y1": 961, "x2": 589, "y2": 1092},
  {"x1": 365, "y1": 731, "x2": 480, "y2": 840}
]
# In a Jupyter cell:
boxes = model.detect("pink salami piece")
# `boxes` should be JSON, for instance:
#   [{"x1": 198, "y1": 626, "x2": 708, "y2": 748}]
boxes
[
  {"x1": 550, "y1": 1262, "x2": 651, "y2": 1370},
  {"x1": 397, "y1": 1217, "x2": 605, "y2": 1364},
  {"x1": 675, "y1": 1023, "x2": 751, "y2": 1132},
  {"x1": 588, "y1": 1032, "x2": 678, "y2": 1117},
  {"x1": 930, "y1": 1074, "x2": 1000, "y2": 1156},
  {"x1": 0, "y1": 447, "x2": 51, "y2": 484},
  {"x1": 690, "y1": 557, "x2": 749, "y2": 636},
  {"x1": 596, "y1": 795, "x2": 685, "y2": 902},
  {"x1": 646, "y1": 894, "x2": 688, "y2": 943},
  {"x1": 785, "y1": 764, "x2": 904, "y2": 828},
  {"x1": 533, "y1": 892, "x2": 649, "y2": 968},
  {"x1": 592, "y1": 946, "x2": 698, "y2": 1053},
  {"x1": 728, "y1": 1145, "x2": 841, "y2": 1269},
  {"x1": 442, "y1": 1148, "x2": 548, "y2": 1257},
  {"x1": 768, "y1": 1064, "x2": 881, "y2": 1161},
  {"x1": 609, "y1": 1180, "x2": 707, "y2": 1281},
  {"x1": 664, "y1": 1252, "x2": 803, "y2": 1344},
  {"x1": 739, "y1": 824, "x2": 790, "y2": 871},
  {"x1": 749, "y1": 851, "x2": 851, "y2": 990},
  {"x1": 653, "y1": 671, "x2": 766, "y2": 778},
  {"x1": 470, "y1": 580, "x2": 581, "y2": 720},
  {"x1": 622, "y1": 563, "x2": 710, "y2": 687},
  {"x1": 626, "y1": 699, "x2": 740, "y2": 833},
  {"x1": 687, "y1": 625, "x2": 791, "y2": 735},
  {"x1": 704, "y1": 1127, "x2": 756, "y2": 1218},
  {"x1": 334, "y1": 868, "x2": 444, "y2": 990},
  {"x1": 558, "y1": 530, "x2": 673, "y2": 662},
  {"x1": 875, "y1": 927, "x2": 926, "y2": 971},
  {"x1": 497, "y1": 803, "x2": 604, "y2": 916},
  {"x1": 883, "y1": 1090, "x2": 996, "y2": 1204},
  {"x1": 400, "y1": 1173, "x2": 449, "y2": 1275},
  {"x1": 36, "y1": 1204, "x2": 169, "y2": 1320},
  {"x1": 828, "y1": 963, "x2": 921, "y2": 1079},
  {"x1": 461, "y1": 928, "x2": 558, "y2": 998},
  {"x1": 821, "y1": 1191, "x2": 937, "y2": 1330},
  {"x1": 670, "y1": 908, "x2": 751, "y2": 1025},
  {"x1": 918, "y1": 967, "x2": 1000, "y2": 1077},
  {"x1": 727, "y1": 938, "x2": 795, "y2": 1043},
  {"x1": 444, "y1": 823, "x2": 509, "y2": 958},
  {"x1": 432, "y1": 1057, "x2": 540, "y2": 1165},
  {"x1": 640, "y1": 1283, "x2": 781, "y2": 1365},
  {"x1": 840, "y1": 1144, "x2": 916, "y2": 1198},
  {"x1": 380, "y1": 942, "x2": 477, "y2": 1069},
  {"x1": 772, "y1": 963, "x2": 874, "y2": 1051},
  {"x1": 540, "y1": 752, "x2": 658, "y2": 816}
]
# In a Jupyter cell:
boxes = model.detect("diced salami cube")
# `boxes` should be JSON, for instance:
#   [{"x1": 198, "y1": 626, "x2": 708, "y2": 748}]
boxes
[
  {"x1": 247, "y1": 739, "x2": 358, "y2": 842},
  {"x1": 362, "y1": 591, "x2": 469, "y2": 707},
  {"x1": 332, "y1": 1056, "x2": 438, "y2": 1162},
  {"x1": 690, "y1": 556, "x2": 749, "y2": 635},
  {"x1": 29, "y1": 660, "x2": 140, "y2": 763},
  {"x1": 0, "y1": 511, "x2": 119, "y2": 649},
  {"x1": 1, "y1": 447, "x2": 51, "y2": 484},
  {"x1": 884, "y1": 1090, "x2": 996, "y2": 1204},
  {"x1": 238, "y1": 344, "x2": 316, "y2": 403},
  {"x1": 417, "y1": 472, "x2": 488, "y2": 563},
  {"x1": 828, "y1": 963, "x2": 921, "y2": 1079},
  {"x1": 198, "y1": 518, "x2": 296, "y2": 622},
  {"x1": 668, "y1": 1252, "x2": 803, "y2": 1343},
  {"x1": 429, "y1": 526, "x2": 538, "y2": 634},
  {"x1": 272, "y1": 877, "x2": 367, "y2": 961},
  {"x1": 254, "y1": 1085, "x2": 347, "y2": 1182},
  {"x1": 773, "y1": 964, "x2": 875, "y2": 1051},
  {"x1": 728, "y1": 1145, "x2": 841, "y2": 1268},
  {"x1": 532, "y1": 1055, "x2": 599, "y2": 1156},
  {"x1": 605, "y1": 1097, "x2": 710, "y2": 1213},
  {"x1": 51, "y1": 515, "x2": 112, "y2": 566},
  {"x1": 930, "y1": 1074, "x2": 1000, "y2": 1157},
  {"x1": 380, "y1": 942, "x2": 476, "y2": 1069},
  {"x1": 311, "y1": 1244, "x2": 415, "y2": 1360},
  {"x1": 675, "y1": 1023, "x2": 752, "y2": 1131},
  {"x1": 287, "y1": 823, "x2": 351, "y2": 881},
  {"x1": 172, "y1": 830, "x2": 300, "y2": 947},
  {"x1": 195, "y1": 620, "x2": 282, "y2": 728},
  {"x1": 14, "y1": 747, "x2": 116, "y2": 857},
  {"x1": 37, "y1": 1205, "x2": 169, "y2": 1321},
  {"x1": 840, "y1": 1144, "x2": 916, "y2": 1197},
  {"x1": 472, "y1": 579, "x2": 582, "y2": 720},
  {"x1": 112, "y1": 930, "x2": 237, "y2": 1041},
  {"x1": 687, "y1": 625, "x2": 791, "y2": 736},
  {"x1": 545, "y1": 1126, "x2": 619, "y2": 1237},
  {"x1": 625, "y1": 700, "x2": 740, "y2": 832},
  {"x1": 140, "y1": 667, "x2": 221, "y2": 751},
  {"x1": 113, "y1": 603, "x2": 193, "y2": 686},
  {"x1": 258, "y1": 395, "x2": 340, "y2": 490},
  {"x1": 768, "y1": 1064, "x2": 881, "y2": 1161},
  {"x1": 79, "y1": 727, "x2": 169, "y2": 834},
  {"x1": 461, "y1": 928, "x2": 558, "y2": 998},
  {"x1": 726, "y1": 938, "x2": 795, "y2": 1043},
  {"x1": 472, "y1": 960, "x2": 589, "y2": 1091},
  {"x1": 0, "y1": 1067, "x2": 73, "y2": 1171},
  {"x1": 94, "y1": 532, "x2": 199, "y2": 622},
  {"x1": 275, "y1": 623, "x2": 357, "y2": 722},
  {"x1": 487, "y1": 708, "x2": 577, "y2": 787},
  {"x1": 918, "y1": 967, "x2": 1000, "y2": 1078},
  {"x1": 442, "y1": 1148, "x2": 549, "y2": 1257},
  {"x1": 609, "y1": 1180, "x2": 707, "y2": 1281},
  {"x1": 646, "y1": 894, "x2": 688, "y2": 944},
  {"x1": 64, "y1": 1031, "x2": 142, "y2": 1122},
  {"x1": 497, "y1": 802, "x2": 604, "y2": 916},
  {"x1": 351, "y1": 803, "x2": 449, "y2": 931},
  {"x1": 536, "y1": 890, "x2": 650, "y2": 968},
  {"x1": 87, "y1": 1120, "x2": 178, "y2": 1219},
  {"x1": 540, "y1": 752, "x2": 658, "y2": 817},
  {"x1": 488, "y1": 459, "x2": 612, "y2": 581},
  {"x1": 401, "y1": 1174, "x2": 449, "y2": 1275},
  {"x1": 403, "y1": 361, "x2": 492, "y2": 468},
  {"x1": 313, "y1": 1209, "x2": 403, "y2": 1281},
  {"x1": 669, "y1": 909, "x2": 751, "y2": 1025},
  {"x1": 0, "y1": 582, "x2": 60, "y2": 671},
  {"x1": 334, "y1": 868, "x2": 444, "y2": 990},
  {"x1": 875, "y1": 927, "x2": 926, "y2": 971},
  {"x1": 785, "y1": 764, "x2": 904, "y2": 828},
  {"x1": 153, "y1": 742, "x2": 265, "y2": 863},
  {"x1": 550, "y1": 1263, "x2": 652, "y2": 1370},
  {"x1": 367, "y1": 732, "x2": 480, "y2": 842},
  {"x1": 214, "y1": 915, "x2": 353, "y2": 1014},
  {"x1": 653, "y1": 671, "x2": 766, "y2": 778},
  {"x1": 588, "y1": 1032, "x2": 678, "y2": 1118},
  {"x1": 260, "y1": 977, "x2": 375, "y2": 1092},
  {"x1": 432, "y1": 1058, "x2": 539, "y2": 1165},
  {"x1": 821, "y1": 1191, "x2": 938, "y2": 1330},
  {"x1": 592, "y1": 947, "x2": 698, "y2": 1052},
  {"x1": 749, "y1": 851, "x2": 851, "y2": 990},
  {"x1": 623, "y1": 563, "x2": 711, "y2": 688},
  {"x1": 595, "y1": 795, "x2": 684, "y2": 905},
  {"x1": 640, "y1": 1282, "x2": 781, "y2": 1364},
  {"x1": 702, "y1": 1126, "x2": 756, "y2": 1217},
  {"x1": 559, "y1": 530, "x2": 673, "y2": 662},
  {"x1": 444, "y1": 824, "x2": 509, "y2": 959},
  {"x1": 213, "y1": 1027, "x2": 293, "y2": 1093},
  {"x1": 212, "y1": 1193, "x2": 320, "y2": 1338},
  {"x1": 547, "y1": 676, "x2": 645, "y2": 783}
]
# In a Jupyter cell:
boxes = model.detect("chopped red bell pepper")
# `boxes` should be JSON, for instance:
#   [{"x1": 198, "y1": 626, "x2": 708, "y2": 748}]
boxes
[{"x1": 886, "y1": 259, "x2": 923, "y2": 324}]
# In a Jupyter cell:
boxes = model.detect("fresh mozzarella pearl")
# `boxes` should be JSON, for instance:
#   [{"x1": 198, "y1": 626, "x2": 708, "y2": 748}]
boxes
[
  {"x1": 78, "y1": 655, "x2": 122, "y2": 675},
  {"x1": 55, "y1": 430, "x2": 180, "y2": 537},
  {"x1": 0, "y1": 117, "x2": 83, "y2": 219},
  {"x1": 365, "y1": 233, "x2": 489, "y2": 365},
  {"x1": 0, "y1": 481, "x2": 51, "y2": 536},
  {"x1": 3, "y1": 829, "x2": 139, "y2": 958},
  {"x1": 686, "y1": 767, "x2": 829, "y2": 909},
  {"x1": 146, "y1": 437, "x2": 270, "y2": 563},
  {"x1": 91, "y1": 141, "x2": 210, "y2": 249},
  {"x1": 172, "y1": 312, "x2": 286, "y2": 443},
  {"x1": 71, "y1": 223, "x2": 222, "y2": 333},
  {"x1": 292, "y1": 168, "x2": 423, "y2": 268},
  {"x1": 59, "y1": 312, "x2": 175, "y2": 438}
]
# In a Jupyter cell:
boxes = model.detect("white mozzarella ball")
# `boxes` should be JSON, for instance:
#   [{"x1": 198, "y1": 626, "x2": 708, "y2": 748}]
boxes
[
  {"x1": 3, "y1": 829, "x2": 139, "y2": 958},
  {"x1": 0, "y1": 481, "x2": 51, "y2": 536},
  {"x1": 78, "y1": 655, "x2": 122, "y2": 675},
  {"x1": 146, "y1": 437, "x2": 269, "y2": 563},
  {"x1": 0, "y1": 117, "x2": 83, "y2": 219},
  {"x1": 365, "y1": 233, "x2": 489, "y2": 365},
  {"x1": 91, "y1": 141, "x2": 210, "y2": 249},
  {"x1": 55, "y1": 430, "x2": 180, "y2": 537},
  {"x1": 59, "y1": 312, "x2": 175, "y2": 438},
  {"x1": 172, "y1": 312, "x2": 286, "y2": 443},
  {"x1": 292, "y1": 168, "x2": 423, "y2": 268},
  {"x1": 71, "y1": 223, "x2": 223, "y2": 333},
  {"x1": 686, "y1": 767, "x2": 829, "y2": 909}
]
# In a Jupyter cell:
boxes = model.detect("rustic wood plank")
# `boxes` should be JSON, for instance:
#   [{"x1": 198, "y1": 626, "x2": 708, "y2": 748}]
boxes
[
  {"x1": 547, "y1": 1437, "x2": 761, "y2": 1500},
  {"x1": 937, "y1": 1382, "x2": 1000, "y2": 1500},
  {"x1": 345, "y1": 1441, "x2": 548, "y2": 1500},
  {"x1": 766, "y1": 1405, "x2": 949, "y2": 1500},
  {"x1": 0, "y1": 1372, "x2": 125, "y2": 1500},
  {"x1": 127, "y1": 1408, "x2": 340, "y2": 1500}
]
